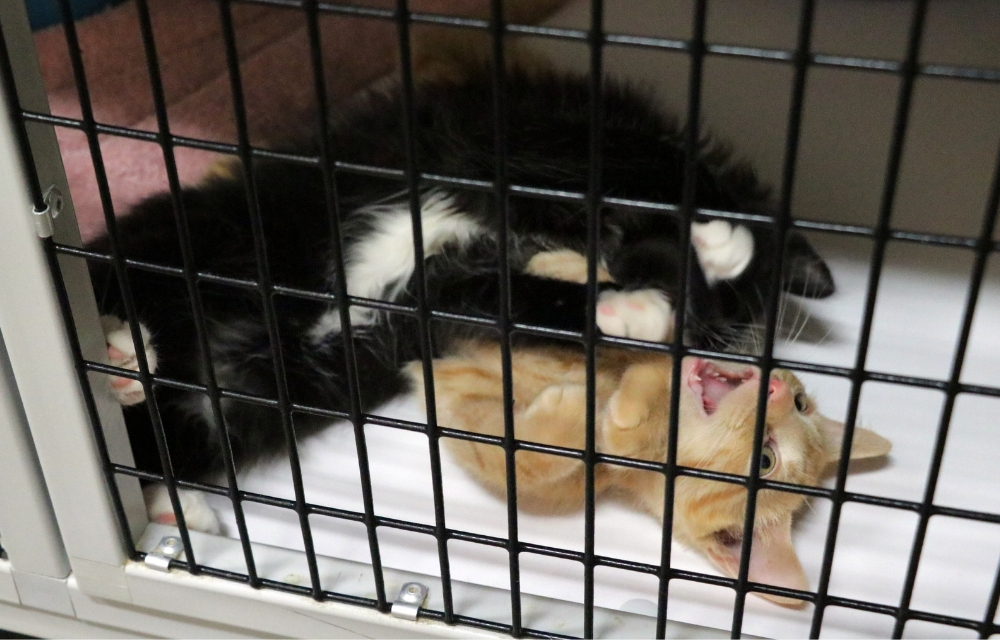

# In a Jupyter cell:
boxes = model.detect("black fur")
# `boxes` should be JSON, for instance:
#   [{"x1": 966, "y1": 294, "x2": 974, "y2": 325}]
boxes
[{"x1": 87, "y1": 69, "x2": 834, "y2": 481}]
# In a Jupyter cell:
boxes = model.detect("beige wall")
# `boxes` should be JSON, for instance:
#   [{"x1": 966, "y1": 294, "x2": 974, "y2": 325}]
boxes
[{"x1": 529, "y1": 0, "x2": 1000, "y2": 238}]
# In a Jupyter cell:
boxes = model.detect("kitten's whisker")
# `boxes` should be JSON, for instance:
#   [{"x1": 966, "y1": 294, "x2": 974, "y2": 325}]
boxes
[
  {"x1": 790, "y1": 296, "x2": 806, "y2": 344},
  {"x1": 777, "y1": 290, "x2": 790, "y2": 338},
  {"x1": 790, "y1": 300, "x2": 813, "y2": 345},
  {"x1": 793, "y1": 309, "x2": 812, "y2": 345},
  {"x1": 813, "y1": 325, "x2": 835, "y2": 347}
]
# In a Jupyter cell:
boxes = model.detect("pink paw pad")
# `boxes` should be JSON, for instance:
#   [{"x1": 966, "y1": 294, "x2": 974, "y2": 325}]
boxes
[
  {"x1": 101, "y1": 315, "x2": 157, "y2": 406},
  {"x1": 595, "y1": 289, "x2": 674, "y2": 342},
  {"x1": 154, "y1": 512, "x2": 178, "y2": 526}
]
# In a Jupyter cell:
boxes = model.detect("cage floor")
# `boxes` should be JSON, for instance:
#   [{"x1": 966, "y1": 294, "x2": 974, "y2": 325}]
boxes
[{"x1": 204, "y1": 234, "x2": 1000, "y2": 638}]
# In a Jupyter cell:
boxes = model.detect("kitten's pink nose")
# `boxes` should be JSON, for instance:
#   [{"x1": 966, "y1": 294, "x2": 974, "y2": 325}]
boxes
[{"x1": 768, "y1": 379, "x2": 791, "y2": 408}]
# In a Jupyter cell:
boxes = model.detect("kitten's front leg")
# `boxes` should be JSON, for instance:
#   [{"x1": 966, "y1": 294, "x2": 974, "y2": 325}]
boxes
[
  {"x1": 601, "y1": 360, "x2": 670, "y2": 460},
  {"x1": 525, "y1": 249, "x2": 676, "y2": 343},
  {"x1": 600, "y1": 359, "x2": 671, "y2": 519},
  {"x1": 101, "y1": 315, "x2": 158, "y2": 405},
  {"x1": 426, "y1": 245, "x2": 676, "y2": 345}
]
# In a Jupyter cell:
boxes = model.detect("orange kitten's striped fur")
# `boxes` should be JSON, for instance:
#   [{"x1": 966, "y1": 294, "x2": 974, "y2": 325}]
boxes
[{"x1": 407, "y1": 250, "x2": 891, "y2": 607}]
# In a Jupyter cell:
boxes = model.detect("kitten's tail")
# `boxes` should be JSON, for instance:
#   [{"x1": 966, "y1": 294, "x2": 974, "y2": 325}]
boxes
[{"x1": 410, "y1": 0, "x2": 569, "y2": 83}]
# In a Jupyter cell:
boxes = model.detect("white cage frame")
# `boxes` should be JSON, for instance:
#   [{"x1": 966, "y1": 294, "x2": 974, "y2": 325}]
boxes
[{"x1": 0, "y1": 0, "x2": 997, "y2": 638}]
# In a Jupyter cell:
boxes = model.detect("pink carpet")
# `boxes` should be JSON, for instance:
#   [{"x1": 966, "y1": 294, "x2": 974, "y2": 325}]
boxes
[{"x1": 34, "y1": 0, "x2": 554, "y2": 242}]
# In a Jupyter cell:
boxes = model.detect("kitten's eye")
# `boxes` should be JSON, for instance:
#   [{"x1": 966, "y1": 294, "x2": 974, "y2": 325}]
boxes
[
  {"x1": 759, "y1": 444, "x2": 778, "y2": 477},
  {"x1": 794, "y1": 392, "x2": 809, "y2": 413}
]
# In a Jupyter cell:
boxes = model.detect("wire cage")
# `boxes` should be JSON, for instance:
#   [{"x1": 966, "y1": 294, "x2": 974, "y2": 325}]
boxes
[{"x1": 0, "y1": 0, "x2": 998, "y2": 638}]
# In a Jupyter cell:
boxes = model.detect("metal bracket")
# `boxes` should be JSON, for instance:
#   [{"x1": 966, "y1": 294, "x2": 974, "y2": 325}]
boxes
[
  {"x1": 143, "y1": 536, "x2": 184, "y2": 572},
  {"x1": 32, "y1": 185, "x2": 63, "y2": 239},
  {"x1": 390, "y1": 582, "x2": 428, "y2": 620}
]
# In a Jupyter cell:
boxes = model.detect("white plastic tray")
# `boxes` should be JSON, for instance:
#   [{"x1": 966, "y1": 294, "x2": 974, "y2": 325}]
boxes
[{"x1": 205, "y1": 235, "x2": 1000, "y2": 638}]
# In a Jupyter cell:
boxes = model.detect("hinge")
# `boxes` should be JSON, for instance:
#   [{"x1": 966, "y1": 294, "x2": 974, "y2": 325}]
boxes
[
  {"x1": 143, "y1": 536, "x2": 184, "y2": 572},
  {"x1": 33, "y1": 185, "x2": 63, "y2": 239},
  {"x1": 391, "y1": 582, "x2": 428, "y2": 620}
]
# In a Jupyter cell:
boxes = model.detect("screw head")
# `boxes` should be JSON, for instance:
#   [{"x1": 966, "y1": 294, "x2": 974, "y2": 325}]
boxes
[
  {"x1": 397, "y1": 582, "x2": 426, "y2": 604},
  {"x1": 160, "y1": 537, "x2": 181, "y2": 553}
]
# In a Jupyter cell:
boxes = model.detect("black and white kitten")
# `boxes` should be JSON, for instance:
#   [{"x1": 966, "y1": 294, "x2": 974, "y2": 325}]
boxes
[{"x1": 87, "y1": 69, "x2": 833, "y2": 531}]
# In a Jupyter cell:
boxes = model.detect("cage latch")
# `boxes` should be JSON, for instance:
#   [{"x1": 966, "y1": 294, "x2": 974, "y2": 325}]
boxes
[
  {"x1": 32, "y1": 185, "x2": 64, "y2": 239},
  {"x1": 144, "y1": 535, "x2": 184, "y2": 572},
  {"x1": 391, "y1": 582, "x2": 428, "y2": 620}
]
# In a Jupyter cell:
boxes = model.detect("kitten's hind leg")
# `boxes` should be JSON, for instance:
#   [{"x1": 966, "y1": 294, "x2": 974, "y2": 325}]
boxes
[
  {"x1": 435, "y1": 375, "x2": 588, "y2": 514},
  {"x1": 101, "y1": 315, "x2": 158, "y2": 405},
  {"x1": 513, "y1": 384, "x2": 588, "y2": 513},
  {"x1": 691, "y1": 220, "x2": 754, "y2": 284},
  {"x1": 143, "y1": 484, "x2": 222, "y2": 535}
]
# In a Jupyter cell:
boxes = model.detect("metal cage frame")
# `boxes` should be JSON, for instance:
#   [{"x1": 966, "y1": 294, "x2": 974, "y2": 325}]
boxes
[{"x1": 0, "y1": 0, "x2": 999, "y2": 637}]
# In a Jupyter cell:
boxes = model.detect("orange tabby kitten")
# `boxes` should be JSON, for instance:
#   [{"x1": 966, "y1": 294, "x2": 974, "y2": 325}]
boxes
[{"x1": 407, "y1": 250, "x2": 891, "y2": 607}]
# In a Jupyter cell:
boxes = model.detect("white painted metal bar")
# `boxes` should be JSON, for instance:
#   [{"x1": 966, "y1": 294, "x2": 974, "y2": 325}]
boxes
[
  {"x1": 0, "y1": 327, "x2": 71, "y2": 578},
  {"x1": 0, "y1": 0, "x2": 145, "y2": 591}
]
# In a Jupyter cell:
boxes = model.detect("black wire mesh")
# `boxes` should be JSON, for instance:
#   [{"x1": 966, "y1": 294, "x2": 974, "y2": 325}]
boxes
[
  {"x1": 487, "y1": 0, "x2": 525, "y2": 631},
  {"x1": 1, "y1": 0, "x2": 999, "y2": 638}
]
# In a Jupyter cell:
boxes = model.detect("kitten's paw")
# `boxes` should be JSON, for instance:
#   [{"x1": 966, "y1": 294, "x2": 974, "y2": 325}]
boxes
[
  {"x1": 522, "y1": 384, "x2": 587, "y2": 452},
  {"x1": 596, "y1": 290, "x2": 674, "y2": 342},
  {"x1": 101, "y1": 315, "x2": 157, "y2": 406},
  {"x1": 143, "y1": 484, "x2": 223, "y2": 535},
  {"x1": 606, "y1": 389, "x2": 645, "y2": 432},
  {"x1": 691, "y1": 220, "x2": 754, "y2": 284},
  {"x1": 526, "y1": 383, "x2": 586, "y2": 417},
  {"x1": 601, "y1": 362, "x2": 670, "y2": 460},
  {"x1": 525, "y1": 249, "x2": 613, "y2": 284},
  {"x1": 602, "y1": 390, "x2": 648, "y2": 459}
]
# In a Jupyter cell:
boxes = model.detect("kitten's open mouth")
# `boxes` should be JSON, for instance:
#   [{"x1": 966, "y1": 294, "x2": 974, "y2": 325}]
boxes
[{"x1": 687, "y1": 358, "x2": 758, "y2": 416}]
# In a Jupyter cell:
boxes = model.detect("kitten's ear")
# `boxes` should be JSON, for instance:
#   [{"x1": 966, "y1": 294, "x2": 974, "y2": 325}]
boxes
[
  {"x1": 783, "y1": 232, "x2": 835, "y2": 299},
  {"x1": 818, "y1": 415, "x2": 892, "y2": 464},
  {"x1": 704, "y1": 517, "x2": 808, "y2": 608}
]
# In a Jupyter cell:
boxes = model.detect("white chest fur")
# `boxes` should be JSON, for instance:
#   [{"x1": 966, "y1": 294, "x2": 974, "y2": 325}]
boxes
[{"x1": 308, "y1": 191, "x2": 486, "y2": 340}]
